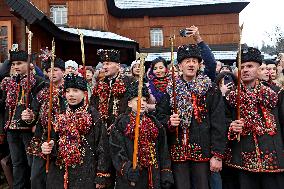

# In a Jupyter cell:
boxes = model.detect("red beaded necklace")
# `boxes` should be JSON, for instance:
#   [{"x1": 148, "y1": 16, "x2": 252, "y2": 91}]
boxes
[
  {"x1": 124, "y1": 112, "x2": 159, "y2": 189},
  {"x1": 93, "y1": 75, "x2": 126, "y2": 119}
]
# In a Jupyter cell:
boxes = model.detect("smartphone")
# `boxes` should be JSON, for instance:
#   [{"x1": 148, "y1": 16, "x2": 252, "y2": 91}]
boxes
[
  {"x1": 179, "y1": 29, "x2": 193, "y2": 37},
  {"x1": 11, "y1": 44, "x2": 18, "y2": 51},
  {"x1": 224, "y1": 75, "x2": 233, "y2": 85}
]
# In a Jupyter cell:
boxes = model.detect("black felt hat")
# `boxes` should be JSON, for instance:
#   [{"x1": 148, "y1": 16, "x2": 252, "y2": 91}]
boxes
[
  {"x1": 263, "y1": 59, "x2": 277, "y2": 65},
  {"x1": 64, "y1": 73, "x2": 87, "y2": 91},
  {"x1": 238, "y1": 47, "x2": 262, "y2": 64},
  {"x1": 97, "y1": 49, "x2": 120, "y2": 63},
  {"x1": 220, "y1": 65, "x2": 232, "y2": 72},
  {"x1": 177, "y1": 44, "x2": 202, "y2": 64},
  {"x1": 9, "y1": 50, "x2": 28, "y2": 62},
  {"x1": 126, "y1": 81, "x2": 149, "y2": 101},
  {"x1": 44, "y1": 58, "x2": 65, "y2": 71}
]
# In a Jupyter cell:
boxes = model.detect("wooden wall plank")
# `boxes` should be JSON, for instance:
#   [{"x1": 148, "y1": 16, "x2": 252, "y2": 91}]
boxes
[{"x1": 2, "y1": 0, "x2": 241, "y2": 51}]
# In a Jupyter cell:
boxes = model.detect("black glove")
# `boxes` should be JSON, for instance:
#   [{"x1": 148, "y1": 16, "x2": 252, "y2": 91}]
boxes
[
  {"x1": 127, "y1": 167, "x2": 139, "y2": 183},
  {"x1": 161, "y1": 181, "x2": 172, "y2": 189}
]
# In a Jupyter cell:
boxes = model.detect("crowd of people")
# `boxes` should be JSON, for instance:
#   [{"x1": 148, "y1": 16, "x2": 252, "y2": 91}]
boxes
[{"x1": 0, "y1": 26, "x2": 284, "y2": 189}]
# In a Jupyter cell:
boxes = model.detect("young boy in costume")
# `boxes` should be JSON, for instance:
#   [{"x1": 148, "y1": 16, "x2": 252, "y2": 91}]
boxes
[
  {"x1": 41, "y1": 73, "x2": 110, "y2": 189},
  {"x1": 109, "y1": 81, "x2": 174, "y2": 189}
]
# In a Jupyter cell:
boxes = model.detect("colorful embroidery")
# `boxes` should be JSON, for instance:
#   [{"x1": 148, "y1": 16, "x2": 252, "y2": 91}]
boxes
[
  {"x1": 93, "y1": 75, "x2": 126, "y2": 119},
  {"x1": 1, "y1": 74, "x2": 36, "y2": 109},
  {"x1": 167, "y1": 74, "x2": 211, "y2": 129},
  {"x1": 124, "y1": 112, "x2": 159, "y2": 189},
  {"x1": 27, "y1": 84, "x2": 64, "y2": 157},
  {"x1": 54, "y1": 105, "x2": 92, "y2": 189},
  {"x1": 170, "y1": 143, "x2": 210, "y2": 162},
  {"x1": 226, "y1": 81, "x2": 278, "y2": 136},
  {"x1": 225, "y1": 148, "x2": 281, "y2": 172},
  {"x1": 124, "y1": 112, "x2": 159, "y2": 168},
  {"x1": 1, "y1": 74, "x2": 36, "y2": 129}
]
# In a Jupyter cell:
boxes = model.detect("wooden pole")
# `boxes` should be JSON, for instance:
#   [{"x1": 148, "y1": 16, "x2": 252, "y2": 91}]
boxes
[
  {"x1": 236, "y1": 23, "x2": 244, "y2": 142},
  {"x1": 78, "y1": 29, "x2": 86, "y2": 78},
  {"x1": 78, "y1": 29, "x2": 88, "y2": 104},
  {"x1": 46, "y1": 38, "x2": 55, "y2": 173},
  {"x1": 26, "y1": 28, "x2": 33, "y2": 109},
  {"x1": 169, "y1": 35, "x2": 178, "y2": 142},
  {"x1": 131, "y1": 53, "x2": 147, "y2": 186}
]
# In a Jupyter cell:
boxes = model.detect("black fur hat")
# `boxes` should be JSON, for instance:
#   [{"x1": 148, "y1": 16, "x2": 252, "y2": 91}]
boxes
[
  {"x1": 97, "y1": 49, "x2": 120, "y2": 63},
  {"x1": 9, "y1": 50, "x2": 28, "y2": 62},
  {"x1": 177, "y1": 44, "x2": 202, "y2": 64},
  {"x1": 126, "y1": 81, "x2": 149, "y2": 101},
  {"x1": 264, "y1": 59, "x2": 277, "y2": 65},
  {"x1": 44, "y1": 58, "x2": 65, "y2": 71},
  {"x1": 64, "y1": 73, "x2": 87, "y2": 91},
  {"x1": 238, "y1": 47, "x2": 262, "y2": 64}
]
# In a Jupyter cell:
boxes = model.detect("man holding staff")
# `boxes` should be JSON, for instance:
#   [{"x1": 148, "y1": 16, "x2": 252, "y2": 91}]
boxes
[{"x1": 224, "y1": 47, "x2": 284, "y2": 189}]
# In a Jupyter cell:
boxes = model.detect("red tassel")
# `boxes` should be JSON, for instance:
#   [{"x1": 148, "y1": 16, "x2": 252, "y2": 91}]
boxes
[
  {"x1": 64, "y1": 166, "x2": 68, "y2": 189},
  {"x1": 85, "y1": 91, "x2": 89, "y2": 106},
  {"x1": 148, "y1": 166, "x2": 154, "y2": 189}
]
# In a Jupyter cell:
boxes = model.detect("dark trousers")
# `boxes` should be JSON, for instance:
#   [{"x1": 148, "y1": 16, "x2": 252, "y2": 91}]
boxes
[
  {"x1": 221, "y1": 167, "x2": 240, "y2": 189},
  {"x1": 7, "y1": 131, "x2": 33, "y2": 189},
  {"x1": 171, "y1": 161, "x2": 210, "y2": 189},
  {"x1": 106, "y1": 163, "x2": 116, "y2": 189},
  {"x1": 31, "y1": 156, "x2": 46, "y2": 189},
  {"x1": 239, "y1": 170, "x2": 284, "y2": 189}
]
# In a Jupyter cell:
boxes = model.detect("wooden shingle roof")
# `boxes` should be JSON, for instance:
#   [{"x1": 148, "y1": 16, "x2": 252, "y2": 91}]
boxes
[{"x1": 6, "y1": 0, "x2": 45, "y2": 24}]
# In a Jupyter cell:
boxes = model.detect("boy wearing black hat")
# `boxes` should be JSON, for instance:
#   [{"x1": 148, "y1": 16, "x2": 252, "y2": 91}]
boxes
[
  {"x1": 156, "y1": 44, "x2": 227, "y2": 189},
  {"x1": 41, "y1": 73, "x2": 110, "y2": 189},
  {"x1": 22, "y1": 57, "x2": 66, "y2": 189},
  {"x1": 0, "y1": 50, "x2": 46, "y2": 189},
  {"x1": 109, "y1": 81, "x2": 174, "y2": 189},
  {"x1": 224, "y1": 47, "x2": 284, "y2": 189}
]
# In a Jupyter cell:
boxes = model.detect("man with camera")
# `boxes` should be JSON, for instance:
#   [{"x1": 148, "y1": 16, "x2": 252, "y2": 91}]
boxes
[{"x1": 156, "y1": 26, "x2": 227, "y2": 189}]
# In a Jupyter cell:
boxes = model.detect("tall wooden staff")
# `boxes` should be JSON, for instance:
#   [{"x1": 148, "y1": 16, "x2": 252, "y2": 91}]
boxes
[
  {"x1": 132, "y1": 53, "x2": 147, "y2": 186},
  {"x1": 236, "y1": 23, "x2": 244, "y2": 142},
  {"x1": 78, "y1": 29, "x2": 88, "y2": 104},
  {"x1": 78, "y1": 29, "x2": 86, "y2": 78},
  {"x1": 26, "y1": 29, "x2": 33, "y2": 108},
  {"x1": 46, "y1": 38, "x2": 56, "y2": 173},
  {"x1": 169, "y1": 35, "x2": 178, "y2": 141}
]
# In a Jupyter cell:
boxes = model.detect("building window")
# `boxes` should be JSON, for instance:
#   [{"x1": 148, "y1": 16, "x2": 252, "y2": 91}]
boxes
[
  {"x1": 0, "y1": 21, "x2": 12, "y2": 63},
  {"x1": 50, "y1": 5, "x2": 68, "y2": 26},
  {"x1": 150, "y1": 28, "x2": 163, "y2": 47}
]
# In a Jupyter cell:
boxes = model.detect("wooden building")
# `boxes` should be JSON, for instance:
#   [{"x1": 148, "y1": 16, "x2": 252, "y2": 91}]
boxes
[
  {"x1": 0, "y1": 0, "x2": 139, "y2": 65},
  {"x1": 0, "y1": 0, "x2": 249, "y2": 65}
]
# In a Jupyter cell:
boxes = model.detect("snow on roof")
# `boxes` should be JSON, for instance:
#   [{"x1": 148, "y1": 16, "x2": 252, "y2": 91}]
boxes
[
  {"x1": 145, "y1": 50, "x2": 276, "y2": 62},
  {"x1": 114, "y1": 0, "x2": 249, "y2": 9},
  {"x1": 59, "y1": 27, "x2": 135, "y2": 42},
  {"x1": 145, "y1": 51, "x2": 237, "y2": 62}
]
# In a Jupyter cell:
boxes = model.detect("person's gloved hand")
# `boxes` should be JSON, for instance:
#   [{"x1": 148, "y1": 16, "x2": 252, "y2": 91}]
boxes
[
  {"x1": 127, "y1": 167, "x2": 139, "y2": 183},
  {"x1": 161, "y1": 181, "x2": 172, "y2": 189}
]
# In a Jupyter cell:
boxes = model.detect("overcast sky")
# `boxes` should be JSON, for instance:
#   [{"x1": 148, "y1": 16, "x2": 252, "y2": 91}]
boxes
[{"x1": 240, "y1": 0, "x2": 284, "y2": 48}]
